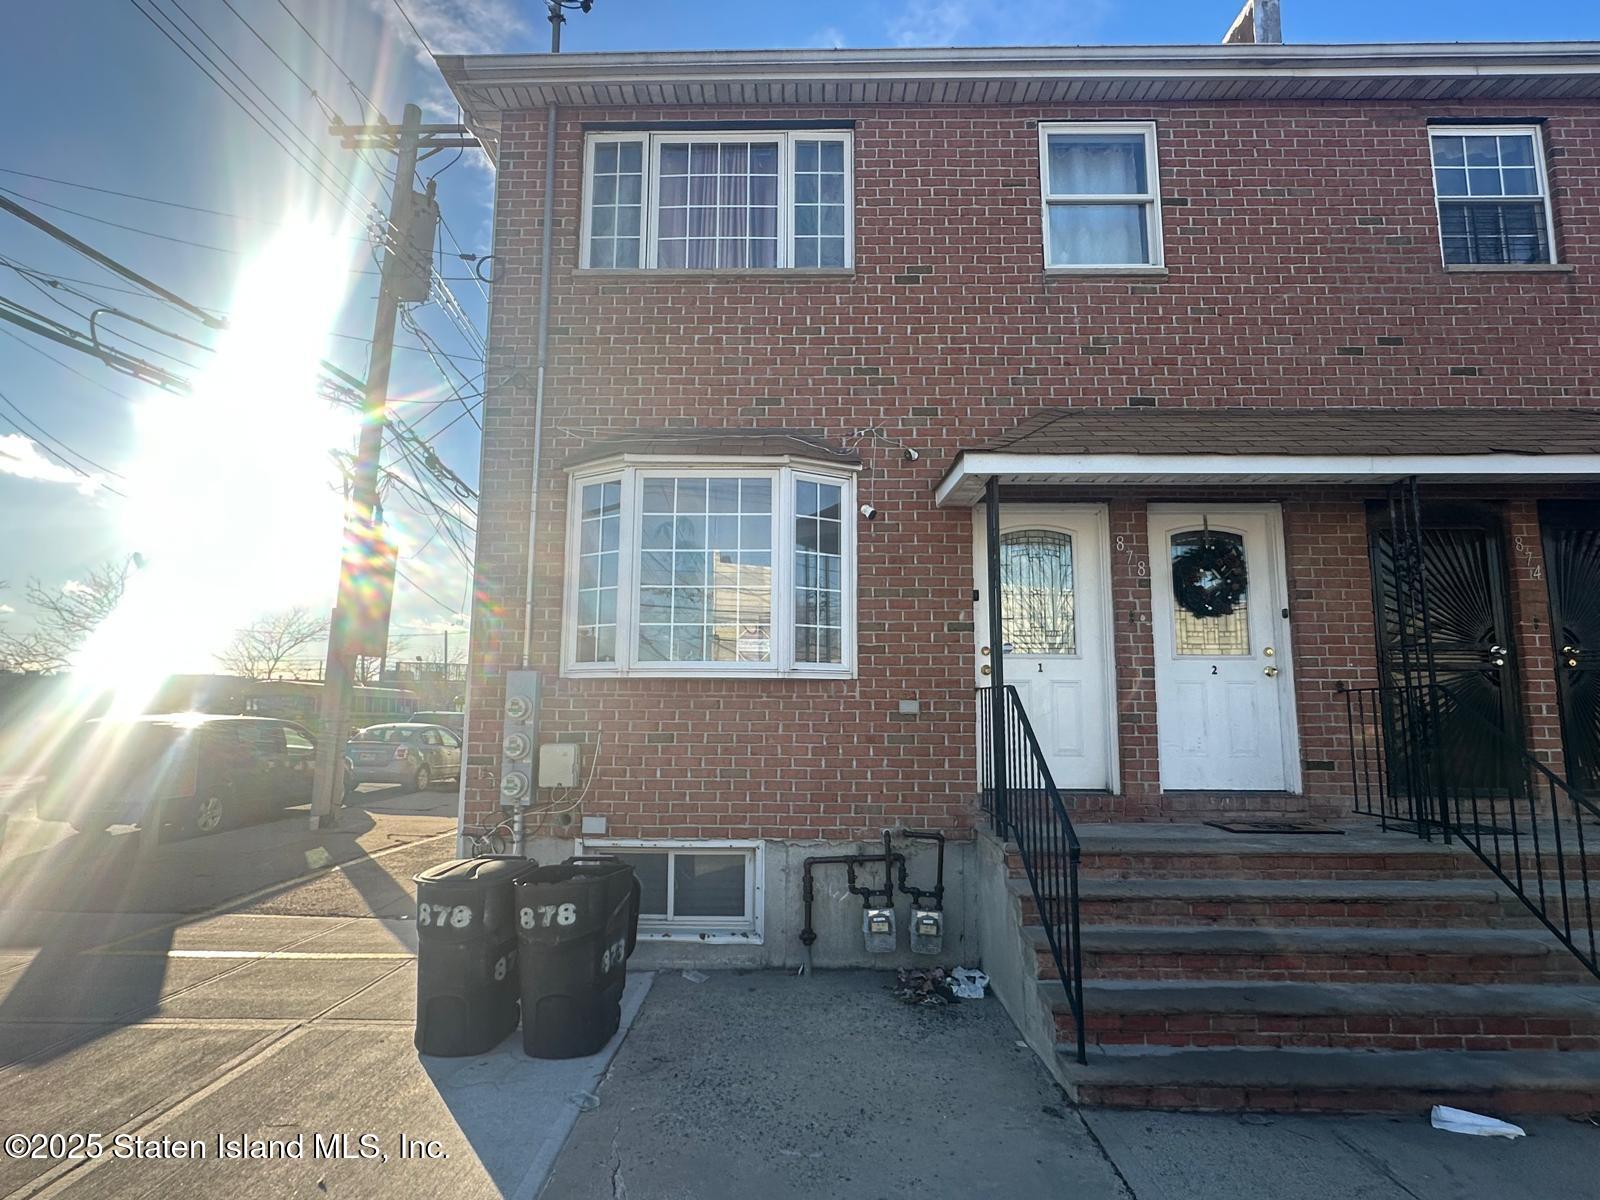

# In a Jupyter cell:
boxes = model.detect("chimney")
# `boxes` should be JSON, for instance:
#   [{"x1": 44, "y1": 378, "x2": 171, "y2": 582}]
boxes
[{"x1": 1222, "y1": 0, "x2": 1282, "y2": 44}]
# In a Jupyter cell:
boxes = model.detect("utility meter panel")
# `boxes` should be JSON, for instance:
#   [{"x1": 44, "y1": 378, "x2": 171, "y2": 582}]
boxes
[
  {"x1": 500, "y1": 669, "x2": 539, "y2": 807},
  {"x1": 863, "y1": 907, "x2": 897, "y2": 954}
]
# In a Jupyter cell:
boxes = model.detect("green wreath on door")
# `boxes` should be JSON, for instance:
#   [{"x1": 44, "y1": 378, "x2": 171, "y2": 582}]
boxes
[{"x1": 1172, "y1": 536, "x2": 1248, "y2": 618}]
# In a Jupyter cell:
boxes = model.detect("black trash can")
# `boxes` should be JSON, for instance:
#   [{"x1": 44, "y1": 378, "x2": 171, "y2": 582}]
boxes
[
  {"x1": 413, "y1": 855, "x2": 537, "y2": 1057},
  {"x1": 515, "y1": 855, "x2": 641, "y2": 1059}
]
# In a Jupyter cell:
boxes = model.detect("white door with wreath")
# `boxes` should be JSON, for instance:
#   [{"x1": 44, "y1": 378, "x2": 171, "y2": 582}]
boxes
[{"x1": 1147, "y1": 505, "x2": 1299, "y2": 792}]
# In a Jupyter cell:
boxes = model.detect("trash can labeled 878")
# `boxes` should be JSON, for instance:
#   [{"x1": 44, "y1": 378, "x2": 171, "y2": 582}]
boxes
[
  {"x1": 413, "y1": 856, "x2": 536, "y2": 1056},
  {"x1": 516, "y1": 856, "x2": 640, "y2": 1059}
]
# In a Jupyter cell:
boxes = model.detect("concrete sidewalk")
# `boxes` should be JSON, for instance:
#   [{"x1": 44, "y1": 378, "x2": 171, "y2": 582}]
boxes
[
  {"x1": 545, "y1": 970, "x2": 1600, "y2": 1200},
  {"x1": 0, "y1": 792, "x2": 660, "y2": 1200}
]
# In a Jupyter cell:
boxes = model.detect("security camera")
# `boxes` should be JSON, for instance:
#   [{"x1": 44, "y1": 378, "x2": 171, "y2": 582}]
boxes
[{"x1": 859, "y1": 503, "x2": 879, "y2": 520}]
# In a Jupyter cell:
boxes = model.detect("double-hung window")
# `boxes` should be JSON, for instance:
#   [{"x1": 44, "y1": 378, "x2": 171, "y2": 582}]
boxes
[
  {"x1": 582, "y1": 130, "x2": 853, "y2": 270},
  {"x1": 1038, "y1": 122, "x2": 1163, "y2": 269},
  {"x1": 1429, "y1": 126, "x2": 1557, "y2": 266},
  {"x1": 566, "y1": 460, "x2": 855, "y2": 677}
]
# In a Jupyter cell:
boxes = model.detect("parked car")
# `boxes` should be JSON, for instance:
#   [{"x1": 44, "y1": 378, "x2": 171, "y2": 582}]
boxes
[
  {"x1": 33, "y1": 713, "x2": 318, "y2": 837},
  {"x1": 406, "y1": 710, "x2": 464, "y2": 735},
  {"x1": 343, "y1": 723, "x2": 462, "y2": 793}
]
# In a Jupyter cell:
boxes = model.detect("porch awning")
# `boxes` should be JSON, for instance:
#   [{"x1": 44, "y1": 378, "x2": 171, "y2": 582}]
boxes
[{"x1": 935, "y1": 407, "x2": 1600, "y2": 505}]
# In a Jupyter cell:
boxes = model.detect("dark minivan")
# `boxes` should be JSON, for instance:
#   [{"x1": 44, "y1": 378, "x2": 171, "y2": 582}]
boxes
[{"x1": 35, "y1": 713, "x2": 318, "y2": 837}]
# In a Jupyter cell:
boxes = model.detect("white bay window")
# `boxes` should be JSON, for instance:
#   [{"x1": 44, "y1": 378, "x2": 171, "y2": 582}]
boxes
[
  {"x1": 565, "y1": 460, "x2": 855, "y2": 677},
  {"x1": 581, "y1": 130, "x2": 853, "y2": 271}
]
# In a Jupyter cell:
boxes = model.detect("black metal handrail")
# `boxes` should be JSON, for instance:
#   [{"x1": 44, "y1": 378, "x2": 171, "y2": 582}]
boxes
[
  {"x1": 978, "y1": 684, "x2": 1086, "y2": 1063},
  {"x1": 1344, "y1": 680, "x2": 1599, "y2": 980}
]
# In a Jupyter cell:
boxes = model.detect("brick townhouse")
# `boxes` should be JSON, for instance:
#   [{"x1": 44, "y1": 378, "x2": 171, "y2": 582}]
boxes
[{"x1": 441, "y1": 41, "x2": 1600, "y2": 1110}]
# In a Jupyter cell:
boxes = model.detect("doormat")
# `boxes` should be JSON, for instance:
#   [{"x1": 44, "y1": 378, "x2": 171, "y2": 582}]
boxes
[{"x1": 1204, "y1": 821, "x2": 1345, "y2": 835}]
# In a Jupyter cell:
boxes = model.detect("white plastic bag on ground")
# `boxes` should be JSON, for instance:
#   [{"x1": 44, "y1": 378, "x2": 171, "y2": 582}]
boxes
[
  {"x1": 949, "y1": 968, "x2": 989, "y2": 999},
  {"x1": 1430, "y1": 1106, "x2": 1526, "y2": 1139}
]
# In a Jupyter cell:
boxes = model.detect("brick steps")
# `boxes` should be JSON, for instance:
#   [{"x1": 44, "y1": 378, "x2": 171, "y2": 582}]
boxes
[
  {"x1": 1033, "y1": 925, "x2": 1594, "y2": 985},
  {"x1": 1072, "y1": 877, "x2": 1548, "y2": 929},
  {"x1": 995, "y1": 824, "x2": 1600, "y2": 1113},
  {"x1": 1015, "y1": 875, "x2": 1555, "y2": 929},
  {"x1": 1060, "y1": 1046, "x2": 1600, "y2": 1114},
  {"x1": 1058, "y1": 979, "x2": 1600, "y2": 1051}
]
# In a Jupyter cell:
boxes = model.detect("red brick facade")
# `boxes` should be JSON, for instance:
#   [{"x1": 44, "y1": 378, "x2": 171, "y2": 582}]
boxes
[{"x1": 462, "y1": 97, "x2": 1599, "y2": 841}]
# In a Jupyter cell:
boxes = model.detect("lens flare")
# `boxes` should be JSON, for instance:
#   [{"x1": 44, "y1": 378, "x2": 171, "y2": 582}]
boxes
[{"x1": 73, "y1": 223, "x2": 358, "y2": 711}]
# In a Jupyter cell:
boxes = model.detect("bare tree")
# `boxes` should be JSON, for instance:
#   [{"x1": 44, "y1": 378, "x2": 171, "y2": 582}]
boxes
[
  {"x1": 218, "y1": 607, "x2": 330, "y2": 680},
  {"x1": 0, "y1": 561, "x2": 129, "y2": 673}
]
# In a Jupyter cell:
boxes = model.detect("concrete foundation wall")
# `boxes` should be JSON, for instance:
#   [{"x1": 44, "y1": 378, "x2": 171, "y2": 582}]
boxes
[
  {"x1": 972, "y1": 830, "x2": 1071, "y2": 1093},
  {"x1": 525, "y1": 834, "x2": 979, "y2": 970}
]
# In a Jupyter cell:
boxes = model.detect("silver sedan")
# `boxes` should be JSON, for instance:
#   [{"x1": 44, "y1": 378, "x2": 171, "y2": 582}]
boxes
[{"x1": 343, "y1": 723, "x2": 462, "y2": 793}]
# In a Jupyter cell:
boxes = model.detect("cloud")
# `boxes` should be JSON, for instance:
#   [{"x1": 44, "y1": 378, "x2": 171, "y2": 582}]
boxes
[
  {"x1": 0, "y1": 604, "x2": 13, "y2": 615},
  {"x1": 370, "y1": 0, "x2": 531, "y2": 126},
  {"x1": 372, "y1": 0, "x2": 530, "y2": 61},
  {"x1": 811, "y1": 25, "x2": 848, "y2": 49},
  {"x1": 888, "y1": 0, "x2": 969, "y2": 46},
  {"x1": 61, "y1": 580, "x2": 94, "y2": 596},
  {"x1": 0, "y1": 434, "x2": 102, "y2": 496},
  {"x1": 886, "y1": 0, "x2": 1112, "y2": 47}
]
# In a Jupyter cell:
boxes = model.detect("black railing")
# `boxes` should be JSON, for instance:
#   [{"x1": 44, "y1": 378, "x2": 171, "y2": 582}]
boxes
[
  {"x1": 1344, "y1": 680, "x2": 1600, "y2": 981},
  {"x1": 978, "y1": 684, "x2": 1086, "y2": 1063}
]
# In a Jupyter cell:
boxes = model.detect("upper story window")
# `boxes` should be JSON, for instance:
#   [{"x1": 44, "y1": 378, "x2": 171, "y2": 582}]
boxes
[
  {"x1": 582, "y1": 131, "x2": 853, "y2": 271},
  {"x1": 1429, "y1": 126, "x2": 1557, "y2": 265},
  {"x1": 1038, "y1": 122, "x2": 1163, "y2": 269},
  {"x1": 565, "y1": 460, "x2": 856, "y2": 677}
]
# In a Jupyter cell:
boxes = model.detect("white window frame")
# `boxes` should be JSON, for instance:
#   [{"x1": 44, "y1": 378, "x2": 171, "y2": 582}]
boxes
[
  {"x1": 578, "y1": 838, "x2": 764, "y2": 943},
  {"x1": 562, "y1": 455, "x2": 858, "y2": 679},
  {"x1": 580, "y1": 130, "x2": 854, "y2": 271},
  {"x1": 1037, "y1": 121, "x2": 1164, "y2": 271},
  {"x1": 1427, "y1": 124, "x2": 1559, "y2": 267}
]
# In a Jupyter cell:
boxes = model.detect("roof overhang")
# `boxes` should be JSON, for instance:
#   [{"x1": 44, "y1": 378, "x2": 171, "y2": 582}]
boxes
[
  {"x1": 935, "y1": 451, "x2": 1600, "y2": 506},
  {"x1": 437, "y1": 41, "x2": 1600, "y2": 159}
]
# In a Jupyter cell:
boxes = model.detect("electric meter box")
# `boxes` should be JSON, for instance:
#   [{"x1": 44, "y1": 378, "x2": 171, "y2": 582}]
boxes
[
  {"x1": 538, "y1": 743, "x2": 581, "y2": 789},
  {"x1": 500, "y1": 670, "x2": 540, "y2": 807}
]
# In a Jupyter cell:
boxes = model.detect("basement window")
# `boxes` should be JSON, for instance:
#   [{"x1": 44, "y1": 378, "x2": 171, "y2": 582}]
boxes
[
  {"x1": 1429, "y1": 126, "x2": 1557, "y2": 265},
  {"x1": 581, "y1": 131, "x2": 853, "y2": 270},
  {"x1": 564, "y1": 461, "x2": 856, "y2": 678},
  {"x1": 1038, "y1": 122, "x2": 1164, "y2": 269},
  {"x1": 580, "y1": 839, "x2": 764, "y2": 942}
]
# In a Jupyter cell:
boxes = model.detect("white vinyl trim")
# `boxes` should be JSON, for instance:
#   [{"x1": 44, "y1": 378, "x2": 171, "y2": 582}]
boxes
[{"x1": 935, "y1": 452, "x2": 1600, "y2": 506}]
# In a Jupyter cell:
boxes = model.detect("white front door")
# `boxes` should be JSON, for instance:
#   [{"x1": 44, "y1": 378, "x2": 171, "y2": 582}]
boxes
[
  {"x1": 1148, "y1": 505, "x2": 1297, "y2": 791},
  {"x1": 974, "y1": 505, "x2": 1115, "y2": 792}
]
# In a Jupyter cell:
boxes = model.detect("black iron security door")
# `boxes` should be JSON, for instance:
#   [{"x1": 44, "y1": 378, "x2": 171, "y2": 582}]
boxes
[
  {"x1": 1540, "y1": 501, "x2": 1600, "y2": 794},
  {"x1": 1369, "y1": 500, "x2": 1523, "y2": 791}
]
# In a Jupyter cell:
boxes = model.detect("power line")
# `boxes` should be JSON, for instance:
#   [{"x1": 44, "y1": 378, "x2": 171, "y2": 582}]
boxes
[
  {"x1": 123, "y1": 0, "x2": 372, "y2": 231},
  {"x1": 0, "y1": 384, "x2": 128, "y2": 496}
]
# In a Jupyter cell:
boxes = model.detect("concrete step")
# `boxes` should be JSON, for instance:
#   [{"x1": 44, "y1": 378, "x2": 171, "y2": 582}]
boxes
[
  {"x1": 1056, "y1": 1045, "x2": 1600, "y2": 1114},
  {"x1": 1028, "y1": 924, "x2": 1595, "y2": 984},
  {"x1": 1051, "y1": 978, "x2": 1600, "y2": 1051},
  {"x1": 1070, "y1": 877, "x2": 1550, "y2": 929}
]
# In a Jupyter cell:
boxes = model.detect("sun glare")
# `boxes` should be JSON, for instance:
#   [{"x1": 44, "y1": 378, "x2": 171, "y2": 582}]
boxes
[{"x1": 74, "y1": 223, "x2": 359, "y2": 710}]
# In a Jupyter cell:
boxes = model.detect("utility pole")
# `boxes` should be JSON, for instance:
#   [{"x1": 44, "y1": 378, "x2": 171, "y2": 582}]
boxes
[{"x1": 308, "y1": 103, "x2": 476, "y2": 827}]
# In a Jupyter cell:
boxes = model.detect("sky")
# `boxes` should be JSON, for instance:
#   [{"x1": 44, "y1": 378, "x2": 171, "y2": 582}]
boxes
[{"x1": 2, "y1": 0, "x2": 1598, "y2": 678}]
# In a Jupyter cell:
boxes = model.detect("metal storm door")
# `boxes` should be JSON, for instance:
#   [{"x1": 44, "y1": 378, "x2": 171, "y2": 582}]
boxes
[
  {"x1": 974, "y1": 505, "x2": 1113, "y2": 791},
  {"x1": 1541, "y1": 501, "x2": 1600, "y2": 794},
  {"x1": 1370, "y1": 500, "x2": 1522, "y2": 793},
  {"x1": 1148, "y1": 505, "x2": 1295, "y2": 791}
]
